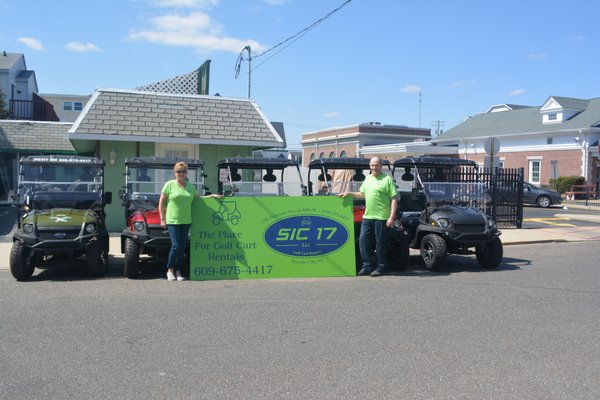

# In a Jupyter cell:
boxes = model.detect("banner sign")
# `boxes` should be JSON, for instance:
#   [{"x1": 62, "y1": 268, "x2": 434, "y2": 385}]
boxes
[{"x1": 190, "y1": 196, "x2": 355, "y2": 280}]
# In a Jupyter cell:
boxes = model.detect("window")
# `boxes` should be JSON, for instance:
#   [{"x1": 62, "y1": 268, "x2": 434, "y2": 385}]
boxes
[
  {"x1": 340, "y1": 151, "x2": 347, "y2": 158},
  {"x1": 547, "y1": 137, "x2": 553, "y2": 145},
  {"x1": 548, "y1": 113, "x2": 557, "y2": 121},
  {"x1": 529, "y1": 160, "x2": 541, "y2": 183},
  {"x1": 310, "y1": 153, "x2": 316, "y2": 161},
  {"x1": 64, "y1": 101, "x2": 83, "y2": 111},
  {"x1": 329, "y1": 151, "x2": 336, "y2": 158},
  {"x1": 319, "y1": 152, "x2": 325, "y2": 159}
]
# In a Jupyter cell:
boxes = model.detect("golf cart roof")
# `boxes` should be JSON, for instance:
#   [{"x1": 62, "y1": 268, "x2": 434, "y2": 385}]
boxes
[
  {"x1": 308, "y1": 157, "x2": 391, "y2": 169},
  {"x1": 20, "y1": 155, "x2": 104, "y2": 167},
  {"x1": 124, "y1": 156, "x2": 204, "y2": 168},
  {"x1": 217, "y1": 157, "x2": 299, "y2": 169},
  {"x1": 393, "y1": 157, "x2": 477, "y2": 168}
]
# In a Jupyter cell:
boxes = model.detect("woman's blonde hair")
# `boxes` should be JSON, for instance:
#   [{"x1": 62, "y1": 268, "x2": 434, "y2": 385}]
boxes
[{"x1": 173, "y1": 161, "x2": 188, "y2": 172}]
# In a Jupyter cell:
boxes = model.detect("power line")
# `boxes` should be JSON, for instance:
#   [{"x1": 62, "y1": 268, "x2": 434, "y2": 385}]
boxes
[{"x1": 235, "y1": 0, "x2": 352, "y2": 97}]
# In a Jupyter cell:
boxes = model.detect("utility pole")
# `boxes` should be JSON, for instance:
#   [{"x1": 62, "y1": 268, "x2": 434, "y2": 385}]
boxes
[
  {"x1": 431, "y1": 120, "x2": 445, "y2": 137},
  {"x1": 244, "y1": 46, "x2": 252, "y2": 99}
]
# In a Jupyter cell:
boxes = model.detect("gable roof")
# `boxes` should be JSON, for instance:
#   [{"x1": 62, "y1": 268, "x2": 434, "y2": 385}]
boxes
[
  {"x1": 435, "y1": 96, "x2": 600, "y2": 143},
  {"x1": 68, "y1": 88, "x2": 284, "y2": 147},
  {"x1": 0, "y1": 52, "x2": 24, "y2": 70},
  {"x1": 0, "y1": 120, "x2": 76, "y2": 153}
]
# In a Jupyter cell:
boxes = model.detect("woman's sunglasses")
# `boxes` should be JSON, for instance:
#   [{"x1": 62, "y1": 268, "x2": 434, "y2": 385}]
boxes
[{"x1": 175, "y1": 170, "x2": 187, "y2": 174}]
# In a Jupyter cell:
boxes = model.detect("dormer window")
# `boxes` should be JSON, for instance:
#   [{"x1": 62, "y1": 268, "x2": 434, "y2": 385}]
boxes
[{"x1": 548, "y1": 113, "x2": 557, "y2": 121}]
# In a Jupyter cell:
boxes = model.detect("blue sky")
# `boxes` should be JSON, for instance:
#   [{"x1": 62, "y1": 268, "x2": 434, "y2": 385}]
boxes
[{"x1": 2, "y1": 0, "x2": 599, "y2": 149}]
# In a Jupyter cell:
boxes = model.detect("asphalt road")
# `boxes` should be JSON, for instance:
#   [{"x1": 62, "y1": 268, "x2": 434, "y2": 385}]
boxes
[{"x1": 1, "y1": 241, "x2": 598, "y2": 400}]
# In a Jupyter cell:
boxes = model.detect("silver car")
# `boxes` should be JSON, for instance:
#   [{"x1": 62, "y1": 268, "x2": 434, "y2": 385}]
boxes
[{"x1": 523, "y1": 182, "x2": 562, "y2": 208}]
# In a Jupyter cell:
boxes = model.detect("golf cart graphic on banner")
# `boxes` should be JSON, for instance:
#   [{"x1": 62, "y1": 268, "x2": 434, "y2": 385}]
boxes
[
  {"x1": 191, "y1": 196, "x2": 355, "y2": 280},
  {"x1": 212, "y1": 200, "x2": 241, "y2": 225}
]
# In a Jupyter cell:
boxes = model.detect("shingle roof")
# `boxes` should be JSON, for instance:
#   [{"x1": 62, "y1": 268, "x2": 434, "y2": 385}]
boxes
[
  {"x1": 69, "y1": 88, "x2": 284, "y2": 147},
  {"x1": 434, "y1": 96, "x2": 600, "y2": 143},
  {"x1": 0, "y1": 121, "x2": 76, "y2": 153},
  {"x1": 0, "y1": 52, "x2": 23, "y2": 70}
]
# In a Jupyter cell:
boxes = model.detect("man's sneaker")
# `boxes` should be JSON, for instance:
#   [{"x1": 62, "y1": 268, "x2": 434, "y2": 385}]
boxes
[
  {"x1": 358, "y1": 268, "x2": 372, "y2": 276},
  {"x1": 370, "y1": 269, "x2": 384, "y2": 277},
  {"x1": 167, "y1": 271, "x2": 176, "y2": 281},
  {"x1": 176, "y1": 271, "x2": 186, "y2": 281}
]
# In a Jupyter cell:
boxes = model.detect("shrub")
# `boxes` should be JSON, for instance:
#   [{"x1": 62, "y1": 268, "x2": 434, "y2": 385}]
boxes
[{"x1": 549, "y1": 176, "x2": 585, "y2": 194}]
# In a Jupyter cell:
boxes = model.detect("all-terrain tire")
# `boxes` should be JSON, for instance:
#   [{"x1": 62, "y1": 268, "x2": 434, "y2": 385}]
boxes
[
  {"x1": 476, "y1": 237, "x2": 503, "y2": 269},
  {"x1": 10, "y1": 241, "x2": 35, "y2": 281},
  {"x1": 420, "y1": 234, "x2": 447, "y2": 271},
  {"x1": 124, "y1": 237, "x2": 140, "y2": 279},
  {"x1": 87, "y1": 239, "x2": 109, "y2": 277}
]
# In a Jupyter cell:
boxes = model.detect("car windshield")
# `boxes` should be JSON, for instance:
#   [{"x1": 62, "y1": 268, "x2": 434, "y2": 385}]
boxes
[
  {"x1": 220, "y1": 166, "x2": 305, "y2": 196},
  {"x1": 125, "y1": 164, "x2": 205, "y2": 210},
  {"x1": 311, "y1": 168, "x2": 371, "y2": 195},
  {"x1": 422, "y1": 182, "x2": 491, "y2": 205},
  {"x1": 18, "y1": 164, "x2": 103, "y2": 211}
]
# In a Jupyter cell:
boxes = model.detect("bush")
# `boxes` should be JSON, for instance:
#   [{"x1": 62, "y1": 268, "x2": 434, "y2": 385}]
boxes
[{"x1": 549, "y1": 176, "x2": 585, "y2": 194}]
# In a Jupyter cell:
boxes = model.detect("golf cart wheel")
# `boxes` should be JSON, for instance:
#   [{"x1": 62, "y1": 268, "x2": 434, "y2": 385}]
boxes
[
  {"x1": 537, "y1": 195, "x2": 551, "y2": 208},
  {"x1": 420, "y1": 234, "x2": 447, "y2": 271},
  {"x1": 476, "y1": 237, "x2": 503, "y2": 269},
  {"x1": 87, "y1": 239, "x2": 109, "y2": 277},
  {"x1": 124, "y1": 238, "x2": 140, "y2": 279},
  {"x1": 10, "y1": 241, "x2": 35, "y2": 281}
]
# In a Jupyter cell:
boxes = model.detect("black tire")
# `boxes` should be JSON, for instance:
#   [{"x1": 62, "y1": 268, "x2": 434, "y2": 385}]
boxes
[
  {"x1": 537, "y1": 195, "x2": 551, "y2": 208},
  {"x1": 87, "y1": 239, "x2": 109, "y2": 277},
  {"x1": 420, "y1": 234, "x2": 447, "y2": 271},
  {"x1": 124, "y1": 237, "x2": 140, "y2": 279},
  {"x1": 387, "y1": 235, "x2": 410, "y2": 271},
  {"x1": 10, "y1": 241, "x2": 35, "y2": 281},
  {"x1": 476, "y1": 237, "x2": 503, "y2": 269}
]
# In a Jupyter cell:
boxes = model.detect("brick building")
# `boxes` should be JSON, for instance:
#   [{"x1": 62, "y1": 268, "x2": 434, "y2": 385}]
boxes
[{"x1": 300, "y1": 122, "x2": 430, "y2": 166}]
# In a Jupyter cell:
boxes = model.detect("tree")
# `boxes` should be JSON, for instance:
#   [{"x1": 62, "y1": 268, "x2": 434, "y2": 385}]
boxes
[{"x1": 0, "y1": 88, "x2": 11, "y2": 119}]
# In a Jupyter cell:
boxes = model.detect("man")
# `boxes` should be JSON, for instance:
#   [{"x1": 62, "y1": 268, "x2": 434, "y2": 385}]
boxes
[{"x1": 338, "y1": 157, "x2": 397, "y2": 277}]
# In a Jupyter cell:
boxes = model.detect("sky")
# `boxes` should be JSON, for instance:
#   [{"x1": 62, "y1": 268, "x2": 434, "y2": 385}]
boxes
[{"x1": 2, "y1": 0, "x2": 599, "y2": 149}]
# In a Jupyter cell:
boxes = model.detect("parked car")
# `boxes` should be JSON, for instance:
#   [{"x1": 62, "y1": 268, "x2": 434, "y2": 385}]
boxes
[
  {"x1": 10, "y1": 155, "x2": 112, "y2": 281},
  {"x1": 523, "y1": 182, "x2": 562, "y2": 208},
  {"x1": 307, "y1": 157, "x2": 409, "y2": 271},
  {"x1": 119, "y1": 157, "x2": 206, "y2": 278},
  {"x1": 392, "y1": 157, "x2": 503, "y2": 271}
]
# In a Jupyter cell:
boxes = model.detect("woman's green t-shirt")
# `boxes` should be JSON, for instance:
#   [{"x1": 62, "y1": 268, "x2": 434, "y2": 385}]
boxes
[{"x1": 161, "y1": 180, "x2": 197, "y2": 225}]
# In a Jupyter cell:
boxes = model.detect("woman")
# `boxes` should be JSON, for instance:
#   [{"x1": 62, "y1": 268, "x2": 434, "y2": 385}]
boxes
[{"x1": 159, "y1": 161, "x2": 222, "y2": 281}]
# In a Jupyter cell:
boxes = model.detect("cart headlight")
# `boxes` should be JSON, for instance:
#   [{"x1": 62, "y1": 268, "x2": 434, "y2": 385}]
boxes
[
  {"x1": 487, "y1": 218, "x2": 496, "y2": 228},
  {"x1": 85, "y1": 223, "x2": 96, "y2": 234},
  {"x1": 437, "y1": 218, "x2": 451, "y2": 229},
  {"x1": 133, "y1": 221, "x2": 145, "y2": 232},
  {"x1": 23, "y1": 223, "x2": 34, "y2": 234}
]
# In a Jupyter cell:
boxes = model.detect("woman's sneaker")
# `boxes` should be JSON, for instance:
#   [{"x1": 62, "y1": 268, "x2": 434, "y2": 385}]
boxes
[
  {"x1": 167, "y1": 271, "x2": 176, "y2": 281},
  {"x1": 176, "y1": 271, "x2": 186, "y2": 281}
]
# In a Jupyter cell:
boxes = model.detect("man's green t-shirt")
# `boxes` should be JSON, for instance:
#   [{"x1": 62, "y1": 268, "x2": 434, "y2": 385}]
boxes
[
  {"x1": 359, "y1": 174, "x2": 397, "y2": 220},
  {"x1": 161, "y1": 180, "x2": 198, "y2": 225}
]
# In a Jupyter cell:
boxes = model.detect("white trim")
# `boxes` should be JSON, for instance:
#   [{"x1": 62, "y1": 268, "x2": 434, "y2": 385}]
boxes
[
  {"x1": 67, "y1": 133, "x2": 283, "y2": 147},
  {"x1": 527, "y1": 156, "x2": 543, "y2": 160}
]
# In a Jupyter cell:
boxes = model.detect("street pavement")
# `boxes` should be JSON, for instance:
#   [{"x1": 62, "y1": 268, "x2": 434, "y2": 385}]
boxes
[{"x1": 1, "y1": 204, "x2": 599, "y2": 271}]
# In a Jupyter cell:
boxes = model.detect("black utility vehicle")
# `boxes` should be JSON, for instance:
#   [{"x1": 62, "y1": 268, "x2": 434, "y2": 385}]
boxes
[
  {"x1": 393, "y1": 157, "x2": 503, "y2": 271},
  {"x1": 308, "y1": 157, "x2": 409, "y2": 270},
  {"x1": 10, "y1": 155, "x2": 112, "y2": 281},
  {"x1": 119, "y1": 157, "x2": 206, "y2": 278},
  {"x1": 217, "y1": 157, "x2": 306, "y2": 197}
]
